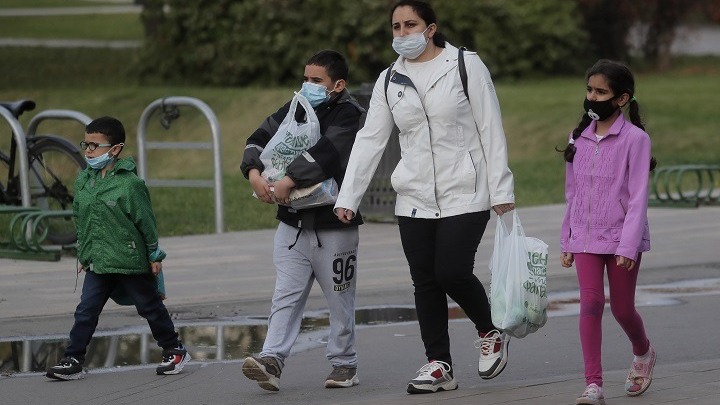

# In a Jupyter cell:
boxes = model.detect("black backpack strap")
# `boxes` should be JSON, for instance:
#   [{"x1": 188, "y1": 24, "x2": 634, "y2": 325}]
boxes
[
  {"x1": 458, "y1": 47, "x2": 469, "y2": 100},
  {"x1": 384, "y1": 62, "x2": 395, "y2": 103}
]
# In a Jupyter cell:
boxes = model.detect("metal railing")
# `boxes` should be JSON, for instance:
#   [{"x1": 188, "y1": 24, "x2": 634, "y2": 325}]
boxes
[
  {"x1": 137, "y1": 97, "x2": 224, "y2": 233},
  {"x1": 649, "y1": 164, "x2": 720, "y2": 208}
]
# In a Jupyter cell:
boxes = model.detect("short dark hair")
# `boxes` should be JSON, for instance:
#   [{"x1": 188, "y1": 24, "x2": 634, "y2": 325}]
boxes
[
  {"x1": 306, "y1": 50, "x2": 349, "y2": 82},
  {"x1": 86, "y1": 116, "x2": 125, "y2": 145}
]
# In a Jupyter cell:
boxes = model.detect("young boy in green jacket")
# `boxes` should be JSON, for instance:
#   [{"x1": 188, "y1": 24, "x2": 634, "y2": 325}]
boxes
[{"x1": 46, "y1": 116, "x2": 189, "y2": 380}]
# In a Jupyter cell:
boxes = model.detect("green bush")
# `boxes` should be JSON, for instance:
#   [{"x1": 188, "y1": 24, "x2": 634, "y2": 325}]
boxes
[{"x1": 135, "y1": 0, "x2": 589, "y2": 85}]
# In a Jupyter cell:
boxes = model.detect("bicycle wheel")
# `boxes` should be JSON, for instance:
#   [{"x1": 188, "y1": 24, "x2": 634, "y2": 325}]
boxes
[{"x1": 27, "y1": 137, "x2": 85, "y2": 245}]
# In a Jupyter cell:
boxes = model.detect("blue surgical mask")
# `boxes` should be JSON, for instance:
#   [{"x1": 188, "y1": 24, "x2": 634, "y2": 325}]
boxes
[
  {"x1": 84, "y1": 144, "x2": 122, "y2": 169},
  {"x1": 85, "y1": 151, "x2": 114, "y2": 170},
  {"x1": 300, "y1": 82, "x2": 331, "y2": 107},
  {"x1": 392, "y1": 25, "x2": 432, "y2": 59}
]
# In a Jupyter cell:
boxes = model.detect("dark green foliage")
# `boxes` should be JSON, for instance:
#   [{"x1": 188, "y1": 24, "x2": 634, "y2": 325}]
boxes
[{"x1": 135, "y1": 0, "x2": 589, "y2": 86}]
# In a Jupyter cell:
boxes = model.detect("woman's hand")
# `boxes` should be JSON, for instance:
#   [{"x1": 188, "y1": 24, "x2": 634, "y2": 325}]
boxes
[
  {"x1": 77, "y1": 262, "x2": 85, "y2": 274},
  {"x1": 492, "y1": 203, "x2": 515, "y2": 216},
  {"x1": 248, "y1": 169, "x2": 275, "y2": 204},
  {"x1": 335, "y1": 207, "x2": 355, "y2": 224},
  {"x1": 560, "y1": 252, "x2": 574, "y2": 268},
  {"x1": 150, "y1": 261, "x2": 162, "y2": 276},
  {"x1": 616, "y1": 255, "x2": 636, "y2": 271}
]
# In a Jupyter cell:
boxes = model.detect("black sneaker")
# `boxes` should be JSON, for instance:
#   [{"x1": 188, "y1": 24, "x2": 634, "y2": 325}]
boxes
[
  {"x1": 46, "y1": 357, "x2": 84, "y2": 380},
  {"x1": 325, "y1": 366, "x2": 359, "y2": 388},
  {"x1": 156, "y1": 344, "x2": 191, "y2": 375},
  {"x1": 242, "y1": 356, "x2": 282, "y2": 391}
]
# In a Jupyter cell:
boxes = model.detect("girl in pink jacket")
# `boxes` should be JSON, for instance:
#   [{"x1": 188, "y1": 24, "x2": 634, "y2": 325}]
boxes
[{"x1": 559, "y1": 59, "x2": 657, "y2": 405}]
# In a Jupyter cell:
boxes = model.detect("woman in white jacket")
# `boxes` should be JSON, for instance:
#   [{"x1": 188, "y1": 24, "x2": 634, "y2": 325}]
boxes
[{"x1": 335, "y1": 0, "x2": 515, "y2": 394}]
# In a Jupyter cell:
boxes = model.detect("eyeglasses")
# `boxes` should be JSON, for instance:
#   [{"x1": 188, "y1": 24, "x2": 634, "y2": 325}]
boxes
[{"x1": 79, "y1": 141, "x2": 112, "y2": 152}]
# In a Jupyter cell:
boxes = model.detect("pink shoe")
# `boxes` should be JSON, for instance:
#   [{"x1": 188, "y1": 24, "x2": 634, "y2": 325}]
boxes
[
  {"x1": 576, "y1": 383, "x2": 605, "y2": 405},
  {"x1": 625, "y1": 346, "x2": 656, "y2": 396}
]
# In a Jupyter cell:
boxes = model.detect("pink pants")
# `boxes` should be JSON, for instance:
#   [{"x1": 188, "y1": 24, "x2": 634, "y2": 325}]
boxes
[{"x1": 575, "y1": 253, "x2": 650, "y2": 387}]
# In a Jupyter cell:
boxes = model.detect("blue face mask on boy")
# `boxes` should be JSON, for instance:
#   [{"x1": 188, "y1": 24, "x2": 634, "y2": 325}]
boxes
[
  {"x1": 299, "y1": 82, "x2": 333, "y2": 107},
  {"x1": 85, "y1": 144, "x2": 122, "y2": 169},
  {"x1": 85, "y1": 151, "x2": 114, "y2": 170}
]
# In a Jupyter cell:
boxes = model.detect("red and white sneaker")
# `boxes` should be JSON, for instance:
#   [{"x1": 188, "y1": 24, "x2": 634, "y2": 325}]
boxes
[
  {"x1": 406, "y1": 360, "x2": 458, "y2": 394},
  {"x1": 625, "y1": 346, "x2": 656, "y2": 396},
  {"x1": 156, "y1": 344, "x2": 190, "y2": 375},
  {"x1": 476, "y1": 329, "x2": 509, "y2": 379}
]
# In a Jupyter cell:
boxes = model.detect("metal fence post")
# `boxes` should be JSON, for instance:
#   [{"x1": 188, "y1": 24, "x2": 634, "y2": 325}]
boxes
[{"x1": 137, "y1": 97, "x2": 224, "y2": 234}]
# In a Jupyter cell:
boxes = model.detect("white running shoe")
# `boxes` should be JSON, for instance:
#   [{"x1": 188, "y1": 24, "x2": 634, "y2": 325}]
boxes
[
  {"x1": 406, "y1": 360, "x2": 458, "y2": 394},
  {"x1": 476, "y1": 329, "x2": 509, "y2": 379}
]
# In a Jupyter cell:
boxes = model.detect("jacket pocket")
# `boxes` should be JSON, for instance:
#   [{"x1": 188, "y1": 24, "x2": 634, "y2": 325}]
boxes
[
  {"x1": 459, "y1": 152, "x2": 477, "y2": 194},
  {"x1": 390, "y1": 158, "x2": 418, "y2": 197}
]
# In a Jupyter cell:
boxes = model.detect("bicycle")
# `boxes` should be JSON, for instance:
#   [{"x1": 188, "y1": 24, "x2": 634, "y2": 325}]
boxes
[{"x1": 1, "y1": 99, "x2": 86, "y2": 245}]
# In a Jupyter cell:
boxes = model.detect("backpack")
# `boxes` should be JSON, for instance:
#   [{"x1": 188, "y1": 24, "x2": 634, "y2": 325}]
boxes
[{"x1": 384, "y1": 46, "x2": 469, "y2": 103}]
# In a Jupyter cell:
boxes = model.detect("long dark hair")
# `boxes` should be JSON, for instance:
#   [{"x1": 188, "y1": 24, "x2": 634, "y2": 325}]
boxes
[
  {"x1": 559, "y1": 59, "x2": 656, "y2": 171},
  {"x1": 390, "y1": 0, "x2": 448, "y2": 48}
]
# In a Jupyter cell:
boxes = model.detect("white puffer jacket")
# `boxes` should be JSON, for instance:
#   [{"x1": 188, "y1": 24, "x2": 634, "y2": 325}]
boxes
[{"x1": 335, "y1": 43, "x2": 514, "y2": 219}]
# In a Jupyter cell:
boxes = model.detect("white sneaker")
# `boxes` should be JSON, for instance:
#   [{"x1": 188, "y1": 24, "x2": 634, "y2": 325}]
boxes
[
  {"x1": 476, "y1": 329, "x2": 509, "y2": 379},
  {"x1": 576, "y1": 383, "x2": 605, "y2": 405},
  {"x1": 406, "y1": 360, "x2": 458, "y2": 394}
]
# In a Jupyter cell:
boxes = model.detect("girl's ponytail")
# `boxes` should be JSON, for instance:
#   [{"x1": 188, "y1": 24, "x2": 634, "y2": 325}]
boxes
[
  {"x1": 627, "y1": 97, "x2": 657, "y2": 171},
  {"x1": 558, "y1": 113, "x2": 592, "y2": 163}
]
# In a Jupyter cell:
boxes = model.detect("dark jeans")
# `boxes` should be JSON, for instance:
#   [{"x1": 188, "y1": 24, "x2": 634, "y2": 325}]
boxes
[
  {"x1": 398, "y1": 211, "x2": 494, "y2": 365},
  {"x1": 65, "y1": 271, "x2": 179, "y2": 362}
]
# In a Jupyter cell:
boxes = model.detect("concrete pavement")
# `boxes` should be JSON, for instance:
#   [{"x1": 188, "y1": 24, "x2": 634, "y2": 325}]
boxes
[{"x1": 1, "y1": 204, "x2": 720, "y2": 404}]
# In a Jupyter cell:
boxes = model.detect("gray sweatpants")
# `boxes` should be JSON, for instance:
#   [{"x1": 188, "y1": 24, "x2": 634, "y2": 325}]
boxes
[{"x1": 260, "y1": 222, "x2": 359, "y2": 369}]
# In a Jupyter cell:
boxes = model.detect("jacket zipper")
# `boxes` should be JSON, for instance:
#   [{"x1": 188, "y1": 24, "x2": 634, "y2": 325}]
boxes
[{"x1": 584, "y1": 140, "x2": 600, "y2": 252}]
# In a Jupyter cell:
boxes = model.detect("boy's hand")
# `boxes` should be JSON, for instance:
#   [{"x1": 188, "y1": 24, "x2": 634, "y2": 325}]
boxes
[
  {"x1": 271, "y1": 176, "x2": 296, "y2": 205},
  {"x1": 150, "y1": 261, "x2": 162, "y2": 276},
  {"x1": 248, "y1": 169, "x2": 274, "y2": 204}
]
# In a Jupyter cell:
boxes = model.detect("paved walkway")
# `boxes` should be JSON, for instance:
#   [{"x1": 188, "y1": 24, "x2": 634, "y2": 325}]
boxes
[{"x1": 1, "y1": 204, "x2": 720, "y2": 404}]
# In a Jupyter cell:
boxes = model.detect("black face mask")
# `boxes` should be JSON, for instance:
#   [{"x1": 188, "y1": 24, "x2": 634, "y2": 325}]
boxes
[{"x1": 584, "y1": 98, "x2": 619, "y2": 121}]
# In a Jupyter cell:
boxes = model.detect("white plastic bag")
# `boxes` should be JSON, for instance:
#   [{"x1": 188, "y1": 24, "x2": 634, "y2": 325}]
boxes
[
  {"x1": 490, "y1": 210, "x2": 549, "y2": 338},
  {"x1": 259, "y1": 93, "x2": 321, "y2": 182},
  {"x1": 288, "y1": 177, "x2": 339, "y2": 210}
]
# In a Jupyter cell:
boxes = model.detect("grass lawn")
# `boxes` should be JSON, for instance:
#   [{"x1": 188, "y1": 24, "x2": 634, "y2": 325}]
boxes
[
  {"x1": 0, "y1": 14, "x2": 142, "y2": 41},
  {"x1": 1, "y1": 45, "x2": 718, "y2": 235},
  {"x1": 0, "y1": 0, "x2": 131, "y2": 8}
]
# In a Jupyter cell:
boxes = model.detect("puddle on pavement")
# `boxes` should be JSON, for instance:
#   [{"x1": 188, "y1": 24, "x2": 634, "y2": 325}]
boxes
[{"x1": 2, "y1": 277, "x2": 719, "y2": 375}]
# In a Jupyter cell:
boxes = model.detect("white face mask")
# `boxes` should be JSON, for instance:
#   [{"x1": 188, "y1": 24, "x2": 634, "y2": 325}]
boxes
[{"x1": 392, "y1": 25, "x2": 431, "y2": 59}]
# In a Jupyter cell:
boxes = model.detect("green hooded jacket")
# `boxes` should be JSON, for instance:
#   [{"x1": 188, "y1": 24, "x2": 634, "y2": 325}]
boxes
[{"x1": 74, "y1": 156, "x2": 166, "y2": 275}]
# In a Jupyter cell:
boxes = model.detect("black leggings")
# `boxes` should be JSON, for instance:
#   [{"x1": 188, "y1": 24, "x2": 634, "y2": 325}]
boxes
[{"x1": 398, "y1": 211, "x2": 494, "y2": 365}]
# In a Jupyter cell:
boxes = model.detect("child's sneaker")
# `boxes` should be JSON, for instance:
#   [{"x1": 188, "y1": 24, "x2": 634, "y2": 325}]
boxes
[
  {"x1": 625, "y1": 346, "x2": 656, "y2": 396},
  {"x1": 476, "y1": 329, "x2": 509, "y2": 379},
  {"x1": 242, "y1": 356, "x2": 282, "y2": 391},
  {"x1": 324, "y1": 366, "x2": 359, "y2": 388},
  {"x1": 406, "y1": 360, "x2": 458, "y2": 394},
  {"x1": 46, "y1": 356, "x2": 84, "y2": 380},
  {"x1": 576, "y1": 383, "x2": 605, "y2": 405},
  {"x1": 156, "y1": 344, "x2": 190, "y2": 375}
]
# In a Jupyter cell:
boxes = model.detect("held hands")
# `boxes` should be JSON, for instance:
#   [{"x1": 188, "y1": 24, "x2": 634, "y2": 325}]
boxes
[
  {"x1": 335, "y1": 207, "x2": 355, "y2": 224},
  {"x1": 492, "y1": 203, "x2": 515, "y2": 216},
  {"x1": 560, "y1": 252, "x2": 574, "y2": 268}
]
